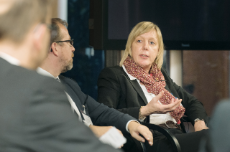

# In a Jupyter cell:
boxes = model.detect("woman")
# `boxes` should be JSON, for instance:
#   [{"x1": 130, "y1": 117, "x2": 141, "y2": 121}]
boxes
[{"x1": 97, "y1": 21, "x2": 208, "y2": 152}]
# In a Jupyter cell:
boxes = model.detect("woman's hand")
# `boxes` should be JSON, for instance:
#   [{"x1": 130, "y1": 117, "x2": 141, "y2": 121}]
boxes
[{"x1": 140, "y1": 91, "x2": 182, "y2": 116}]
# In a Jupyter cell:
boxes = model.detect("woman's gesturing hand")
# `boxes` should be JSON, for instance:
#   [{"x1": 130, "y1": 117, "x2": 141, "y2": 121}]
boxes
[{"x1": 140, "y1": 91, "x2": 182, "y2": 116}]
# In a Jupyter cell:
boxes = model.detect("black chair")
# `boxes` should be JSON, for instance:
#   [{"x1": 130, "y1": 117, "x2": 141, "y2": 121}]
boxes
[
  {"x1": 141, "y1": 122, "x2": 181, "y2": 152},
  {"x1": 125, "y1": 116, "x2": 198, "y2": 152},
  {"x1": 140, "y1": 115, "x2": 203, "y2": 152}
]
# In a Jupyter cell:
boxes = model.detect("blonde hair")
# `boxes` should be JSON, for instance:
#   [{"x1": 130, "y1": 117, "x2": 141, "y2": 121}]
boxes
[{"x1": 120, "y1": 21, "x2": 164, "y2": 70}]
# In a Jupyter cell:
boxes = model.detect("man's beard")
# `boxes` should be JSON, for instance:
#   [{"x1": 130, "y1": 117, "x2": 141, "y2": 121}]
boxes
[{"x1": 61, "y1": 59, "x2": 73, "y2": 73}]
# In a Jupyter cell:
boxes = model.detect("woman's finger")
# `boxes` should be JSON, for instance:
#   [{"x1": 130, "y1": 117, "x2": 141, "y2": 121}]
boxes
[
  {"x1": 161, "y1": 98, "x2": 182, "y2": 111},
  {"x1": 154, "y1": 91, "x2": 164, "y2": 101},
  {"x1": 169, "y1": 99, "x2": 182, "y2": 111}
]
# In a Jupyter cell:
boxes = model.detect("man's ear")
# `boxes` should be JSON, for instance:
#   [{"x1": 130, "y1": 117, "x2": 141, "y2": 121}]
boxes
[
  {"x1": 51, "y1": 42, "x2": 59, "y2": 56},
  {"x1": 33, "y1": 24, "x2": 46, "y2": 52}
]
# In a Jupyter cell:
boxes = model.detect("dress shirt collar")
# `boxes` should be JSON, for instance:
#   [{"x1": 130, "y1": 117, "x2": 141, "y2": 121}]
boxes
[
  {"x1": 0, "y1": 52, "x2": 20, "y2": 65},
  {"x1": 37, "y1": 67, "x2": 60, "y2": 80},
  {"x1": 122, "y1": 65, "x2": 137, "y2": 81}
]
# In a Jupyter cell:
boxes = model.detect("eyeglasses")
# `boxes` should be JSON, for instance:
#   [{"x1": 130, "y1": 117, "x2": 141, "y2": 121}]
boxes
[{"x1": 55, "y1": 39, "x2": 74, "y2": 46}]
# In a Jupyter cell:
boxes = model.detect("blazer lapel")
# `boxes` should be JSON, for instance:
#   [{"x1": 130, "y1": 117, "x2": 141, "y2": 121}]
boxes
[
  {"x1": 121, "y1": 68, "x2": 148, "y2": 105},
  {"x1": 129, "y1": 79, "x2": 148, "y2": 105},
  {"x1": 164, "y1": 83, "x2": 170, "y2": 91},
  {"x1": 59, "y1": 77, "x2": 85, "y2": 120}
]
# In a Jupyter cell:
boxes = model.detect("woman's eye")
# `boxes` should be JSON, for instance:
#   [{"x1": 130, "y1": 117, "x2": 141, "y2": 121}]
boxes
[
  {"x1": 137, "y1": 40, "x2": 142, "y2": 43},
  {"x1": 150, "y1": 41, "x2": 155, "y2": 45}
]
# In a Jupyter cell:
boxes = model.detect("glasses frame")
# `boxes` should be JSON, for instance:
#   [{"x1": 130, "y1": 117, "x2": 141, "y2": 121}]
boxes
[{"x1": 55, "y1": 39, "x2": 74, "y2": 46}]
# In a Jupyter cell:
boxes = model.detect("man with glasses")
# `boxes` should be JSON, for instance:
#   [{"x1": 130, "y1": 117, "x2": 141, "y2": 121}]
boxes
[
  {"x1": 38, "y1": 18, "x2": 154, "y2": 149},
  {"x1": 0, "y1": 1, "x2": 127, "y2": 152}
]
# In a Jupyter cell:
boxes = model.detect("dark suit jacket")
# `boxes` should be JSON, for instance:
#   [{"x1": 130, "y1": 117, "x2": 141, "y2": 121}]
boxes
[
  {"x1": 97, "y1": 66, "x2": 208, "y2": 126},
  {"x1": 0, "y1": 58, "x2": 122, "y2": 152},
  {"x1": 59, "y1": 75, "x2": 136, "y2": 133}
]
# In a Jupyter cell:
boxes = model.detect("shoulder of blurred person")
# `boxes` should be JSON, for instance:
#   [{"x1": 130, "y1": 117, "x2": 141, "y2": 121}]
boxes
[
  {"x1": 0, "y1": 57, "x2": 69, "y2": 150},
  {"x1": 199, "y1": 100, "x2": 230, "y2": 152}
]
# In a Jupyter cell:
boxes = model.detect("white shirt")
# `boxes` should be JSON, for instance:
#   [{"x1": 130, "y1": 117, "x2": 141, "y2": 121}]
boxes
[
  {"x1": 122, "y1": 65, "x2": 177, "y2": 125},
  {"x1": 0, "y1": 52, "x2": 20, "y2": 65}
]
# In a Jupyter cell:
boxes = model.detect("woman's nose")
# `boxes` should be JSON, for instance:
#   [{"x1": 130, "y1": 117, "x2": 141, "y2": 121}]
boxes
[{"x1": 143, "y1": 41, "x2": 149, "y2": 50}]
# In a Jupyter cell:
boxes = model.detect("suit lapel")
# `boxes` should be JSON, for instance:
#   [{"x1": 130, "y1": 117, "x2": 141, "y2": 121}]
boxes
[
  {"x1": 129, "y1": 79, "x2": 148, "y2": 105},
  {"x1": 121, "y1": 67, "x2": 148, "y2": 105},
  {"x1": 59, "y1": 77, "x2": 85, "y2": 120}
]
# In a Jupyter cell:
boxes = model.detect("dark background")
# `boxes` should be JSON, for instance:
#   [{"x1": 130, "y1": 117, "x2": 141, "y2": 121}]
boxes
[
  {"x1": 108, "y1": 0, "x2": 230, "y2": 41},
  {"x1": 62, "y1": 0, "x2": 104, "y2": 100}
]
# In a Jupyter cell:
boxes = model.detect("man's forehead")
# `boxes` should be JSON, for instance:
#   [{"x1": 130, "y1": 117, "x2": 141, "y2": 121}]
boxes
[{"x1": 59, "y1": 23, "x2": 71, "y2": 39}]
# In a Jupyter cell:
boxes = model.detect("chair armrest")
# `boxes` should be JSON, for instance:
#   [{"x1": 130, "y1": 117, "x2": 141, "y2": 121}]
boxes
[{"x1": 141, "y1": 122, "x2": 181, "y2": 152}]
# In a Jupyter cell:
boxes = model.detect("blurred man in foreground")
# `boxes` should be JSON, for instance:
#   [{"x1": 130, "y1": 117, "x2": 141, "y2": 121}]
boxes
[{"x1": 0, "y1": 0, "x2": 125, "y2": 151}]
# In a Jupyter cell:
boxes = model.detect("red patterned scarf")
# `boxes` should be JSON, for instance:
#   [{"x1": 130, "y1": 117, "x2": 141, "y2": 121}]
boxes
[{"x1": 123, "y1": 56, "x2": 185, "y2": 124}]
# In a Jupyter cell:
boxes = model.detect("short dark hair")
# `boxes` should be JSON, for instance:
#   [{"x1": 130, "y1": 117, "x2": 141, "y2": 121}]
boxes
[
  {"x1": 0, "y1": 0, "x2": 53, "y2": 43},
  {"x1": 51, "y1": 18, "x2": 68, "y2": 44}
]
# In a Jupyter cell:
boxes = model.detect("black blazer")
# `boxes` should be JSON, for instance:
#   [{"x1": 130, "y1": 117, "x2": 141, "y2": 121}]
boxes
[
  {"x1": 59, "y1": 75, "x2": 136, "y2": 133},
  {"x1": 97, "y1": 66, "x2": 208, "y2": 125},
  {"x1": 0, "y1": 58, "x2": 122, "y2": 152}
]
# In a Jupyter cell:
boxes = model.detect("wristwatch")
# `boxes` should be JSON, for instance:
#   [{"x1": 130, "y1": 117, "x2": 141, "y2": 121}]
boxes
[{"x1": 194, "y1": 118, "x2": 204, "y2": 123}]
